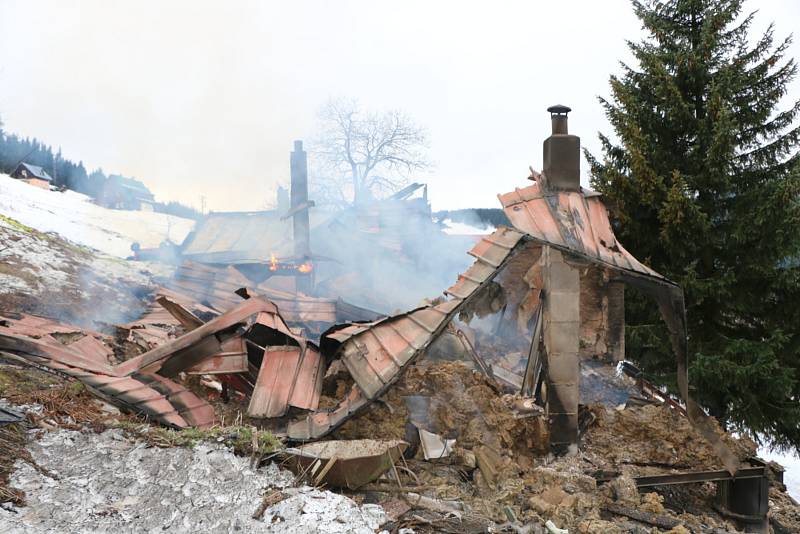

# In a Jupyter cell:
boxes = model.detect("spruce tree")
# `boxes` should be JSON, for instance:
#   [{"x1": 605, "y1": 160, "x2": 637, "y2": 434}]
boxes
[{"x1": 587, "y1": 0, "x2": 800, "y2": 449}]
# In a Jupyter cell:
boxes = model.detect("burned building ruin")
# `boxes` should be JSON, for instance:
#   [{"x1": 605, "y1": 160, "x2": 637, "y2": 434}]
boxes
[{"x1": 0, "y1": 106, "x2": 773, "y2": 532}]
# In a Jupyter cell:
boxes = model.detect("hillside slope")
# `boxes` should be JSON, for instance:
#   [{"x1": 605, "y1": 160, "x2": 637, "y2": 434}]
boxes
[
  {"x1": 0, "y1": 174, "x2": 194, "y2": 257},
  {"x1": 0, "y1": 215, "x2": 155, "y2": 328}
]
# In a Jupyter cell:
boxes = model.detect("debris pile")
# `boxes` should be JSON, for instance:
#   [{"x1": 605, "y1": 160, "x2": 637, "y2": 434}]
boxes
[{"x1": 320, "y1": 357, "x2": 784, "y2": 532}]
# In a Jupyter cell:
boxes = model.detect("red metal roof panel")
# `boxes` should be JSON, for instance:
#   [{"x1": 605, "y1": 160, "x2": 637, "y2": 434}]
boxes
[
  {"x1": 248, "y1": 344, "x2": 324, "y2": 418},
  {"x1": 498, "y1": 183, "x2": 666, "y2": 280},
  {"x1": 185, "y1": 336, "x2": 248, "y2": 375}
]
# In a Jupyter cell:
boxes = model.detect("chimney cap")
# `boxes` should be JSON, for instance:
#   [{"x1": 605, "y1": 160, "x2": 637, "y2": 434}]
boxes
[{"x1": 547, "y1": 104, "x2": 571, "y2": 115}]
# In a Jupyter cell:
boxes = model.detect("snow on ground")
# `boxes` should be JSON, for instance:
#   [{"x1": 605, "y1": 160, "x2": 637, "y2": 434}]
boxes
[
  {"x1": 0, "y1": 217, "x2": 159, "y2": 328},
  {"x1": 759, "y1": 445, "x2": 800, "y2": 500},
  {"x1": 0, "y1": 429, "x2": 387, "y2": 534},
  {"x1": 0, "y1": 174, "x2": 194, "y2": 258},
  {"x1": 441, "y1": 218, "x2": 495, "y2": 236}
]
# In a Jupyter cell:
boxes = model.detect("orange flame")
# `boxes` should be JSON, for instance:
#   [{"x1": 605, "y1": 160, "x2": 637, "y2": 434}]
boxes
[{"x1": 268, "y1": 253, "x2": 312, "y2": 273}]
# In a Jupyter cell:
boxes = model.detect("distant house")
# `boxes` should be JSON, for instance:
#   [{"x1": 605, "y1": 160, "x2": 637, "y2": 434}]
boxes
[
  {"x1": 10, "y1": 162, "x2": 53, "y2": 189},
  {"x1": 98, "y1": 174, "x2": 155, "y2": 211}
]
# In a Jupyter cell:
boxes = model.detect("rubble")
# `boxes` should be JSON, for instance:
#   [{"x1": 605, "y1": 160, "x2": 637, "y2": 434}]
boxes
[{"x1": 0, "y1": 243, "x2": 791, "y2": 532}]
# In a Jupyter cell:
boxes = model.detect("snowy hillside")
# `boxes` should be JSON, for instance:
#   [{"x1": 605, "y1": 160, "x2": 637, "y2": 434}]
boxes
[{"x1": 0, "y1": 174, "x2": 194, "y2": 257}]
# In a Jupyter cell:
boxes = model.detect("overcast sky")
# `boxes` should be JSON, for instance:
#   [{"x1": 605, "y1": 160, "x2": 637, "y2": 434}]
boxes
[{"x1": 1, "y1": 0, "x2": 798, "y2": 212}]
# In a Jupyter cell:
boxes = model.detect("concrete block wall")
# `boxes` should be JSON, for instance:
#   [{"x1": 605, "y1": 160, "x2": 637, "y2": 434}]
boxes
[{"x1": 543, "y1": 247, "x2": 581, "y2": 454}]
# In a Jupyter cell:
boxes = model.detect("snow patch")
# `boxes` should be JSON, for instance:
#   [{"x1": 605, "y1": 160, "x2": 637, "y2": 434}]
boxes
[
  {"x1": 0, "y1": 174, "x2": 194, "y2": 258},
  {"x1": 0, "y1": 429, "x2": 387, "y2": 534},
  {"x1": 758, "y1": 445, "x2": 800, "y2": 500}
]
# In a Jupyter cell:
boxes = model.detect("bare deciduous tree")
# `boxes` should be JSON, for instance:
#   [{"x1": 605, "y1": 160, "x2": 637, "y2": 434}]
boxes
[{"x1": 311, "y1": 98, "x2": 430, "y2": 206}]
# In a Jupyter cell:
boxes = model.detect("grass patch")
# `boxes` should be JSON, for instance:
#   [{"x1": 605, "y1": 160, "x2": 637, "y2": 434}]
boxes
[
  {"x1": 115, "y1": 422, "x2": 281, "y2": 456},
  {"x1": 4, "y1": 375, "x2": 124, "y2": 433},
  {"x1": 0, "y1": 214, "x2": 93, "y2": 258},
  {"x1": 0, "y1": 423, "x2": 28, "y2": 505},
  {"x1": 0, "y1": 214, "x2": 36, "y2": 234},
  {"x1": 0, "y1": 365, "x2": 61, "y2": 398}
]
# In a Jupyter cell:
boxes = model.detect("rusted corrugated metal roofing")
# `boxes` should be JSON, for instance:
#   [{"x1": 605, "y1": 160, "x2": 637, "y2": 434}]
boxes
[
  {"x1": 180, "y1": 209, "x2": 337, "y2": 265},
  {"x1": 79, "y1": 371, "x2": 216, "y2": 428},
  {"x1": 0, "y1": 299, "x2": 296, "y2": 429},
  {"x1": 248, "y1": 345, "x2": 324, "y2": 418},
  {"x1": 118, "y1": 297, "x2": 295, "y2": 376},
  {"x1": 168, "y1": 261, "x2": 379, "y2": 325},
  {"x1": 180, "y1": 211, "x2": 290, "y2": 264},
  {"x1": 0, "y1": 315, "x2": 216, "y2": 429},
  {"x1": 498, "y1": 183, "x2": 667, "y2": 281},
  {"x1": 185, "y1": 336, "x2": 248, "y2": 375}
]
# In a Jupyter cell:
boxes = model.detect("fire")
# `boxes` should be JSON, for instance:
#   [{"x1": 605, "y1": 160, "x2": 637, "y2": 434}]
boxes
[{"x1": 267, "y1": 253, "x2": 313, "y2": 273}]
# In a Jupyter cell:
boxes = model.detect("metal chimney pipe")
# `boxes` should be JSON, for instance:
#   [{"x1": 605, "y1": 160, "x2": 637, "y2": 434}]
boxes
[
  {"x1": 548, "y1": 103, "x2": 570, "y2": 134},
  {"x1": 543, "y1": 105, "x2": 580, "y2": 190}
]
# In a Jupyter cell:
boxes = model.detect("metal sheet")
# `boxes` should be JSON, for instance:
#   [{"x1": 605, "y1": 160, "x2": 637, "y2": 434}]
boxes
[
  {"x1": 180, "y1": 211, "x2": 291, "y2": 264},
  {"x1": 185, "y1": 336, "x2": 248, "y2": 374},
  {"x1": 248, "y1": 345, "x2": 324, "y2": 418},
  {"x1": 498, "y1": 183, "x2": 666, "y2": 280},
  {"x1": 0, "y1": 339, "x2": 214, "y2": 430},
  {"x1": 65, "y1": 336, "x2": 113, "y2": 365},
  {"x1": 168, "y1": 261, "x2": 348, "y2": 324},
  {"x1": 0, "y1": 331, "x2": 115, "y2": 375},
  {"x1": 117, "y1": 297, "x2": 285, "y2": 376},
  {"x1": 155, "y1": 295, "x2": 204, "y2": 330},
  {"x1": 249, "y1": 346, "x2": 301, "y2": 418},
  {"x1": 288, "y1": 345, "x2": 324, "y2": 411}
]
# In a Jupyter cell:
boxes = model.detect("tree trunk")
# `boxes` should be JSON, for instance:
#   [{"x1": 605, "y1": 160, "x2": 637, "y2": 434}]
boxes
[{"x1": 351, "y1": 164, "x2": 361, "y2": 206}]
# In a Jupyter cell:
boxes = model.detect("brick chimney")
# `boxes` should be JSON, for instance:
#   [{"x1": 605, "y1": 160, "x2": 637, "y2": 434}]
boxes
[{"x1": 543, "y1": 105, "x2": 580, "y2": 190}]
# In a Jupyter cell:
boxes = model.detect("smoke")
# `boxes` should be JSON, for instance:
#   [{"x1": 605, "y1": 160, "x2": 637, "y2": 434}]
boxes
[
  {"x1": 308, "y1": 198, "x2": 477, "y2": 313},
  {"x1": 74, "y1": 262, "x2": 154, "y2": 330}
]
